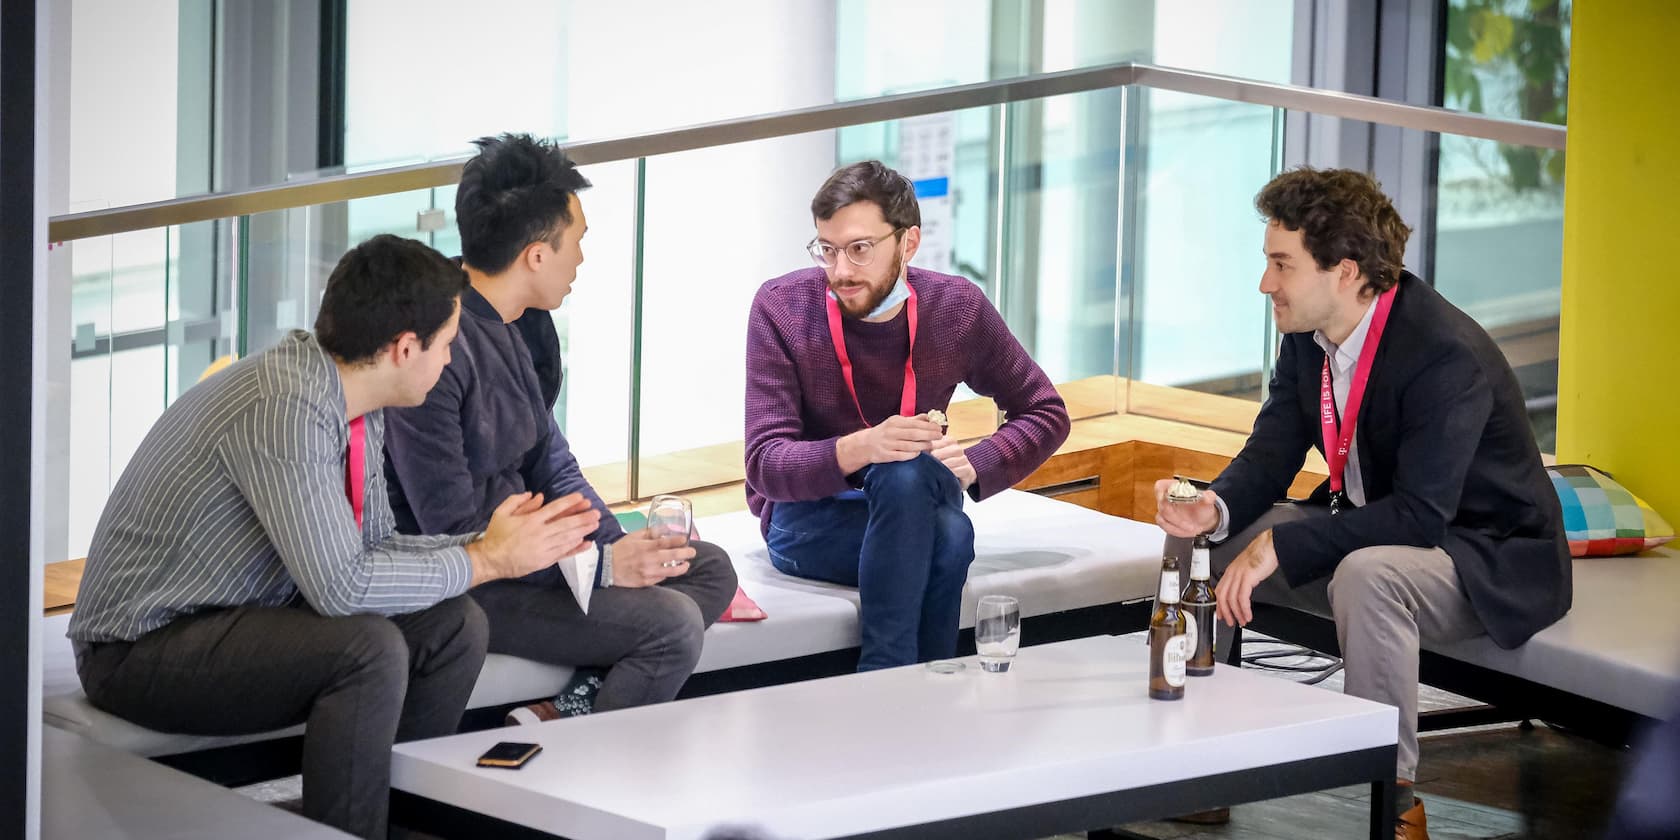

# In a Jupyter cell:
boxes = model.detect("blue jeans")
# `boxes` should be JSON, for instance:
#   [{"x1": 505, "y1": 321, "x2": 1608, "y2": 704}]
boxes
[{"x1": 766, "y1": 453, "x2": 976, "y2": 670}]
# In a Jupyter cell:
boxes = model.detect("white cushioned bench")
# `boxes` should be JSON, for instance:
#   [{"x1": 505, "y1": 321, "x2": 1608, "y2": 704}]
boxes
[
  {"x1": 1425, "y1": 545, "x2": 1680, "y2": 720},
  {"x1": 44, "y1": 489, "x2": 1167, "y2": 759},
  {"x1": 1238, "y1": 543, "x2": 1680, "y2": 734}
]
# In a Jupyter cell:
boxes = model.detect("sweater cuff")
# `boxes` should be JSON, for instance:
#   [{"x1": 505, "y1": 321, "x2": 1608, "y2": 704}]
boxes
[
  {"x1": 794, "y1": 437, "x2": 855, "y2": 498},
  {"x1": 437, "y1": 545, "x2": 475, "y2": 599},
  {"x1": 964, "y1": 439, "x2": 1008, "y2": 501}
]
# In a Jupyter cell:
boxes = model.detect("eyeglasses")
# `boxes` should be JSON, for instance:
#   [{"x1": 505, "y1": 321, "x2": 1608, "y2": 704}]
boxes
[{"x1": 807, "y1": 228, "x2": 904, "y2": 268}]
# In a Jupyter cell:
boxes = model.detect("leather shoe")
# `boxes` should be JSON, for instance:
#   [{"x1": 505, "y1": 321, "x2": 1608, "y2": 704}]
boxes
[
  {"x1": 1168, "y1": 807, "x2": 1230, "y2": 825},
  {"x1": 1395, "y1": 796, "x2": 1428, "y2": 840}
]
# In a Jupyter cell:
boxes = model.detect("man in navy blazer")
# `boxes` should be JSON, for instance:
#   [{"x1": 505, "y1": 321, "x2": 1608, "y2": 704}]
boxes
[{"x1": 1156, "y1": 167, "x2": 1571, "y2": 839}]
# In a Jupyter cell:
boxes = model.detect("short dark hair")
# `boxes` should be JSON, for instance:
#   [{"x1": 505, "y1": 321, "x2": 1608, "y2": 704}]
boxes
[
  {"x1": 455, "y1": 132, "x2": 592, "y2": 274},
  {"x1": 811, "y1": 160, "x2": 921, "y2": 230},
  {"x1": 1255, "y1": 167, "x2": 1412, "y2": 297},
  {"x1": 314, "y1": 234, "x2": 467, "y2": 365}
]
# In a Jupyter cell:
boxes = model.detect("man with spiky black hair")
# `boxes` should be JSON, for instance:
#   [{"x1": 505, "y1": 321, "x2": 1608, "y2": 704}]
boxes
[{"x1": 384, "y1": 134, "x2": 738, "y2": 723}]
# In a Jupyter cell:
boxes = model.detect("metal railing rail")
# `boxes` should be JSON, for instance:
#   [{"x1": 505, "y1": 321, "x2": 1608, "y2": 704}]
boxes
[{"x1": 47, "y1": 61, "x2": 1565, "y2": 243}]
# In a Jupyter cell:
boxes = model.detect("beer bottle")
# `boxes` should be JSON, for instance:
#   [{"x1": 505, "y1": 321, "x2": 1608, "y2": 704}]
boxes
[
  {"x1": 1182, "y1": 536, "x2": 1217, "y2": 676},
  {"x1": 1149, "y1": 556, "x2": 1188, "y2": 700}
]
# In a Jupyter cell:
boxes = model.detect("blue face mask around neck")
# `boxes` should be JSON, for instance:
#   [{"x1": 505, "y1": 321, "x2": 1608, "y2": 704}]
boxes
[{"x1": 864, "y1": 272, "x2": 911, "y2": 319}]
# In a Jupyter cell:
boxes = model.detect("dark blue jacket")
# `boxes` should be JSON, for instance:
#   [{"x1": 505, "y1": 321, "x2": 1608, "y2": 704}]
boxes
[{"x1": 383, "y1": 284, "x2": 625, "y2": 555}]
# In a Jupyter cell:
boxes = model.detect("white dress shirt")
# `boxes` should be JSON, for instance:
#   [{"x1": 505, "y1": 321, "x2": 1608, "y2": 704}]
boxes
[{"x1": 1209, "y1": 299, "x2": 1377, "y2": 542}]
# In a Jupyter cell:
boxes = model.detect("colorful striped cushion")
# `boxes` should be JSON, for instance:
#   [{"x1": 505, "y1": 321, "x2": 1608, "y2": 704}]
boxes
[{"x1": 1548, "y1": 465, "x2": 1675, "y2": 557}]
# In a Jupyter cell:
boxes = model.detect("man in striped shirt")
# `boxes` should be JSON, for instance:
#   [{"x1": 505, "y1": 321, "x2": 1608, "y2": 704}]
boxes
[{"x1": 68, "y1": 235, "x2": 601, "y2": 840}]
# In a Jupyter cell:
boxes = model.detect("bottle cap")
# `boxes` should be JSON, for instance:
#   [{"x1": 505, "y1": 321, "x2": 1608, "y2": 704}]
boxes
[{"x1": 1167, "y1": 475, "x2": 1200, "y2": 504}]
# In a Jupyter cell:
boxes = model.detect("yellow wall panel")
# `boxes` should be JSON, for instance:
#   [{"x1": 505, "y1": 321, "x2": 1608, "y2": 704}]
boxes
[{"x1": 1556, "y1": 2, "x2": 1680, "y2": 520}]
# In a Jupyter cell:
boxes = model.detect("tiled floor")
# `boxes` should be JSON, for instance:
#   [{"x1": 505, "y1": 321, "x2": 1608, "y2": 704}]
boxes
[
  {"x1": 238, "y1": 640, "x2": 1632, "y2": 839},
  {"x1": 1094, "y1": 717, "x2": 1623, "y2": 839}
]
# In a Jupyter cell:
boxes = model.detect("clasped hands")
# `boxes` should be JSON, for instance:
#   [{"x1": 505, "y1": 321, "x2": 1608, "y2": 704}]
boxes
[
  {"x1": 469, "y1": 492, "x2": 694, "y2": 587},
  {"x1": 837, "y1": 413, "x2": 973, "y2": 491}
]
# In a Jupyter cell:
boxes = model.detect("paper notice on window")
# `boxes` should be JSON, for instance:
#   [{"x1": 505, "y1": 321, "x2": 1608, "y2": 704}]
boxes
[{"x1": 556, "y1": 547, "x2": 598, "y2": 614}]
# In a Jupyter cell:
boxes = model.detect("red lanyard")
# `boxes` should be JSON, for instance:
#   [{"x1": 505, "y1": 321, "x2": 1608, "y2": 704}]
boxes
[
  {"x1": 825, "y1": 279, "x2": 918, "y2": 426},
  {"x1": 345, "y1": 415, "x2": 366, "y2": 529},
  {"x1": 1320, "y1": 286, "x2": 1397, "y2": 509}
]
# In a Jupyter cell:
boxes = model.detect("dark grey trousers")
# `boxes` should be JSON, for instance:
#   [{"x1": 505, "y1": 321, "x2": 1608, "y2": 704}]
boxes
[
  {"x1": 470, "y1": 539, "x2": 739, "y2": 711},
  {"x1": 77, "y1": 595, "x2": 489, "y2": 840}
]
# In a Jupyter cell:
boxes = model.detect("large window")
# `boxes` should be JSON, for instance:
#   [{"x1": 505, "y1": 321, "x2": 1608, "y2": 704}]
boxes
[
  {"x1": 1437, "y1": 0, "x2": 1570, "y2": 450},
  {"x1": 56, "y1": 0, "x2": 1302, "y2": 561}
]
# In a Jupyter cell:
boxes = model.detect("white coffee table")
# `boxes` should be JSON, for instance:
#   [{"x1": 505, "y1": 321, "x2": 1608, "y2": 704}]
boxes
[{"x1": 392, "y1": 635, "x2": 1399, "y2": 839}]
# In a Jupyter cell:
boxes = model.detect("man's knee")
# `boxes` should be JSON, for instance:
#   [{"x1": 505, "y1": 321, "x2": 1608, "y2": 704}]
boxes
[
  {"x1": 688, "y1": 541, "x2": 739, "y2": 589},
  {"x1": 932, "y1": 508, "x2": 975, "y2": 572},
  {"x1": 682, "y1": 541, "x2": 741, "y2": 624},
  {"x1": 443, "y1": 595, "x2": 490, "y2": 656},
  {"x1": 1328, "y1": 547, "x2": 1410, "y2": 613},
  {"x1": 336, "y1": 615, "x2": 410, "y2": 680},
  {"x1": 640, "y1": 591, "x2": 707, "y2": 667},
  {"x1": 863, "y1": 454, "x2": 953, "y2": 502},
  {"x1": 400, "y1": 594, "x2": 491, "y2": 655}
]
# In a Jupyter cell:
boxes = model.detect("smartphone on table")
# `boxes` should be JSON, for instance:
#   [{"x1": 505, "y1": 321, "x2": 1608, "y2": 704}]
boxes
[{"x1": 476, "y1": 741, "x2": 542, "y2": 769}]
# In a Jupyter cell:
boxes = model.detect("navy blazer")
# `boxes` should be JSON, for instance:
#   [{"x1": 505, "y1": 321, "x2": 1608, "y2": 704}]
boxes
[{"x1": 1211, "y1": 271, "x2": 1571, "y2": 649}]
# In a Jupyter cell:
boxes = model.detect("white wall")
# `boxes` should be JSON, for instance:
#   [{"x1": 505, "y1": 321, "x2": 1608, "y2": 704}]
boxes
[
  {"x1": 564, "y1": 0, "x2": 838, "y2": 464},
  {"x1": 67, "y1": 0, "x2": 178, "y2": 210},
  {"x1": 344, "y1": 0, "x2": 569, "y2": 167}
]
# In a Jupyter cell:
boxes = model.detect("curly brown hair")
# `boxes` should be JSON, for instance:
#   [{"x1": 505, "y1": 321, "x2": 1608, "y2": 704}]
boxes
[
  {"x1": 1255, "y1": 167, "x2": 1412, "y2": 297},
  {"x1": 811, "y1": 160, "x2": 921, "y2": 229}
]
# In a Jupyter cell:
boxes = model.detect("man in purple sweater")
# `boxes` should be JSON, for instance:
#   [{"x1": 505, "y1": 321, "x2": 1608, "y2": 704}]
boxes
[{"x1": 745, "y1": 161, "x2": 1070, "y2": 670}]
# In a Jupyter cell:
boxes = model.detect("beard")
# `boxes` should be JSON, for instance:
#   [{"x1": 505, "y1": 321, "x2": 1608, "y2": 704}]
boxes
[
  {"x1": 1271, "y1": 291, "x2": 1336, "y2": 335},
  {"x1": 833, "y1": 250, "x2": 905, "y2": 319}
]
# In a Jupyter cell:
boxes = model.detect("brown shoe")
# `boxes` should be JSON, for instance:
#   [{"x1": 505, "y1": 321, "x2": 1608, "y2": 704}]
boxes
[
  {"x1": 1168, "y1": 807, "x2": 1231, "y2": 825},
  {"x1": 504, "y1": 700, "x2": 562, "y2": 727},
  {"x1": 1395, "y1": 796, "x2": 1428, "y2": 840}
]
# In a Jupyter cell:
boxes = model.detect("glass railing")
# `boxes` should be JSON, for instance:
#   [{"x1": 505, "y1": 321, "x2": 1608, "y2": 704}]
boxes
[{"x1": 50, "y1": 62, "x2": 1567, "y2": 562}]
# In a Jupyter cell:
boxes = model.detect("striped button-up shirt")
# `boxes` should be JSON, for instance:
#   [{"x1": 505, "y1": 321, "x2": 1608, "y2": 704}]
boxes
[{"x1": 69, "y1": 331, "x2": 475, "y2": 649}]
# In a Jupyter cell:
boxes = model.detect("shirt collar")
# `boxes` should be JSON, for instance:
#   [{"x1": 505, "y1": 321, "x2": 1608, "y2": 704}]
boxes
[
  {"x1": 1313, "y1": 296, "x2": 1379, "y2": 372},
  {"x1": 460, "y1": 281, "x2": 502, "y2": 322}
]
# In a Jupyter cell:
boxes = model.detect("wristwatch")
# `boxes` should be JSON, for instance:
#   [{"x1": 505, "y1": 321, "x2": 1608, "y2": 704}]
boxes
[{"x1": 599, "y1": 541, "x2": 615, "y2": 588}]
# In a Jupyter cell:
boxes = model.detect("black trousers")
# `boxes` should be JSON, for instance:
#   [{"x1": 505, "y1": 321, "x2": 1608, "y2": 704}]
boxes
[{"x1": 78, "y1": 595, "x2": 488, "y2": 839}]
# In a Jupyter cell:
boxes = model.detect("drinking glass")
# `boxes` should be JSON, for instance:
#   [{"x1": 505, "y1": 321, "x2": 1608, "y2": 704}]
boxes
[
  {"x1": 646, "y1": 494, "x2": 693, "y2": 555},
  {"x1": 975, "y1": 595, "x2": 1021, "y2": 673}
]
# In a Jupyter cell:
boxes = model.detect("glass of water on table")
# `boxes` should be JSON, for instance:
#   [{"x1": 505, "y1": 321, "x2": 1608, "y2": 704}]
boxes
[{"x1": 976, "y1": 595, "x2": 1021, "y2": 672}]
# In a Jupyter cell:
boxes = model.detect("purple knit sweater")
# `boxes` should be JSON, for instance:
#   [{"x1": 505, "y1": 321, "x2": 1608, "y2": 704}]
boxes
[{"x1": 745, "y1": 266, "x2": 1071, "y2": 534}]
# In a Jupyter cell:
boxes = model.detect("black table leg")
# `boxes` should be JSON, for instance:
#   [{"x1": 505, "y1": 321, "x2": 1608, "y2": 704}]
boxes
[
  {"x1": 1223, "y1": 623, "x2": 1245, "y2": 666},
  {"x1": 1370, "y1": 776, "x2": 1396, "y2": 839}
]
